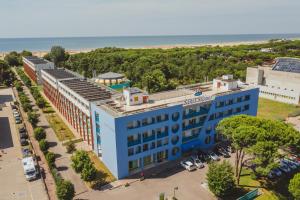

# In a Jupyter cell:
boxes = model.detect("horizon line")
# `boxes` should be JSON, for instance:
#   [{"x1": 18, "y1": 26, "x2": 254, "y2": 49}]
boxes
[{"x1": 1, "y1": 32, "x2": 300, "y2": 40}]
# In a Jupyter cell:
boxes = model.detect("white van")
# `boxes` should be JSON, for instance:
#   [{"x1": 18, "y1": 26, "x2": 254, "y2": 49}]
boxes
[{"x1": 22, "y1": 157, "x2": 37, "y2": 181}]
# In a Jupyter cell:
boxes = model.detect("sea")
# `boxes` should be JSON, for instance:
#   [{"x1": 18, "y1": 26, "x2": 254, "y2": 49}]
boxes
[{"x1": 1, "y1": 33, "x2": 300, "y2": 52}]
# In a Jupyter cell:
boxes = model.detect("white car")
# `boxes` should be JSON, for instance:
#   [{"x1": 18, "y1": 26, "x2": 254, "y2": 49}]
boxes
[
  {"x1": 180, "y1": 160, "x2": 197, "y2": 171},
  {"x1": 191, "y1": 157, "x2": 204, "y2": 168},
  {"x1": 209, "y1": 152, "x2": 220, "y2": 161},
  {"x1": 13, "y1": 111, "x2": 20, "y2": 117}
]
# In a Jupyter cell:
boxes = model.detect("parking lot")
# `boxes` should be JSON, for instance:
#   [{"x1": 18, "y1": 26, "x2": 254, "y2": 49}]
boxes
[
  {"x1": 76, "y1": 148, "x2": 236, "y2": 200},
  {"x1": 0, "y1": 88, "x2": 48, "y2": 200}
]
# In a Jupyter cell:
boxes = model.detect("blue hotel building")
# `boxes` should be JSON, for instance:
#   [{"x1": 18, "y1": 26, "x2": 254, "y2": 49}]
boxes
[{"x1": 90, "y1": 75, "x2": 259, "y2": 179}]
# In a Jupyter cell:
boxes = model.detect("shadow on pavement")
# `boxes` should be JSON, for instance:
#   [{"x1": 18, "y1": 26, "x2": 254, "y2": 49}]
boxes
[
  {"x1": 48, "y1": 141, "x2": 57, "y2": 148},
  {"x1": 0, "y1": 95, "x2": 13, "y2": 105},
  {"x1": 57, "y1": 166, "x2": 68, "y2": 171},
  {"x1": 0, "y1": 117, "x2": 14, "y2": 149}
]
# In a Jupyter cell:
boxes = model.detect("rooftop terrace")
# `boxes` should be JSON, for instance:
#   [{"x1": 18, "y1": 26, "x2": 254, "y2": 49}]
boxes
[
  {"x1": 43, "y1": 68, "x2": 77, "y2": 80},
  {"x1": 98, "y1": 80, "x2": 254, "y2": 117},
  {"x1": 61, "y1": 79, "x2": 112, "y2": 102},
  {"x1": 24, "y1": 56, "x2": 49, "y2": 65}
]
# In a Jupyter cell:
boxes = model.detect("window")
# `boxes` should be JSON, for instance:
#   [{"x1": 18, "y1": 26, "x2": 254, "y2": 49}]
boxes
[
  {"x1": 143, "y1": 144, "x2": 149, "y2": 152},
  {"x1": 243, "y1": 104, "x2": 250, "y2": 111},
  {"x1": 245, "y1": 95, "x2": 250, "y2": 101},
  {"x1": 143, "y1": 155, "x2": 152, "y2": 166},
  {"x1": 205, "y1": 136, "x2": 211, "y2": 144},
  {"x1": 129, "y1": 160, "x2": 139, "y2": 171},
  {"x1": 151, "y1": 142, "x2": 156, "y2": 149},
  {"x1": 157, "y1": 140, "x2": 162, "y2": 147},
  {"x1": 135, "y1": 146, "x2": 141, "y2": 154},
  {"x1": 134, "y1": 96, "x2": 139, "y2": 102},
  {"x1": 172, "y1": 112, "x2": 180, "y2": 121},
  {"x1": 216, "y1": 101, "x2": 224, "y2": 108},
  {"x1": 163, "y1": 138, "x2": 169, "y2": 146},
  {"x1": 128, "y1": 148, "x2": 134, "y2": 156},
  {"x1": 237, "y1": 97, "x2": 242, "y2": 103},
  {"x1": 95, "y1": 112, "x2": 100, "y2": 122},
  {"x1": 209, "y1": 114, "x2": 215, "y2": 121},
  {"x1": 96, "y1": 124, "x2": 100, "y2": 134}
]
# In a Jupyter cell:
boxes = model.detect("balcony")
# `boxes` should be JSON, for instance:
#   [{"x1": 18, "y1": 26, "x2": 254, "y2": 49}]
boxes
[
  {"x1": 157, "y1": 131, "x2": 168, "y2": 139},
  {"x1": 182, "y1": 134, "x2": 199, "y2": 143},
  {"x1": 128, "y1": 139, "x2": 141, "y2": 147},
  {"x1": 143, "y1": 134, "x2": 156, "y2": 143},
  {"x1": 183, "y1": 109, "x2": 209, "y2": 119},
  {"x1": 182, "y1": 121, "x2": 204, "y2": 131}
]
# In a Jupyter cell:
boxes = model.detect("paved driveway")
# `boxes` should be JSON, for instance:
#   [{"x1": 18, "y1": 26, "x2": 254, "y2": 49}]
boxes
[
  {"x1": 0, "y1": 88, "x2": 48, "y2": 200},
  {"x1": 77, "y1": 159, "x2": 216, "y2": 200}
]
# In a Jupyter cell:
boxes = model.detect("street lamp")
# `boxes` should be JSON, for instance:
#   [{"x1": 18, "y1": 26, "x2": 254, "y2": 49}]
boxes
[{"x1": 173, "y1": 186, "x2": 179, "y2": 199}]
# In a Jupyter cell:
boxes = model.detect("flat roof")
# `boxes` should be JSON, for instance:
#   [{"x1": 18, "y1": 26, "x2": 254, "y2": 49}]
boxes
[
  {"x1": 272, "y1": 57, "x2": 300, "y2": 73},
  {"x1": 43, "y1": 69, "x2": 77, "y2": 80},
  {"x1": 99, "y1": 81, "x2": 255, "y2": 116},
  {"x1": 24, "y1": 56, "x2": 48, "y2": 65},
  {"x1": 61, "y1": 79, "x2": 112, "y2": 102}
]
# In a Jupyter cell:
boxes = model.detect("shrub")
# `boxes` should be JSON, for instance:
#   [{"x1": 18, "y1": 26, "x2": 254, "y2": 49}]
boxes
[
  {"x1": 56, "y1": 180, "x2": 75, "y2": 200},
  {"x1": 66, "y1": 141, "x2": 76, "y2": 154},
  {"x1": 36, "y1": 97, "x2": 46, "y2": 108},
  {"x1": 81, "y1": 162, "x2": 97, "y2": 182},
  {"x1": 207, "y1": 161, "x2": 236, "y2": 197},
  {"x1": 34, "y1": 127, "x2": 46, "y2": 141},
  {"x1": 28, "y1": 111, "x2": 39, "y2": 127},
  {"x1": 289, "y1": 173, "x2": 300, "y2": 199},
  {"x1": 51, "y1": 168, "x2": 63, "y2": 184},
  {"x1": 39, "y1": 139, "x2": 49, "y2": 152},
  {"x1": 46, "y1": 151, "x2": 56, "y2": 169},
  {"x1": 71, "y1": 150, "x2": 91, "y2": 173}
]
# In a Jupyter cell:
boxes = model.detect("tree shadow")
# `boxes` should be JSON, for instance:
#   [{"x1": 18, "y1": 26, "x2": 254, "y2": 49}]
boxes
[
  {"x1": 47, "y1": 141, "x2": 57, "y2": 148},
  {"x1": 57, "y1": 166, "x2": 68, "y2": 171},
  {"x1": 54, "y1": 153, "x2": 62, "y2": 159}
]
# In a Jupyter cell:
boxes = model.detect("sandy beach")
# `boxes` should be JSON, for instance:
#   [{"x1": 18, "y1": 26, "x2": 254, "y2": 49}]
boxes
[{"x1": 0, "y1": 39, "x2": 298, "y2": 60}]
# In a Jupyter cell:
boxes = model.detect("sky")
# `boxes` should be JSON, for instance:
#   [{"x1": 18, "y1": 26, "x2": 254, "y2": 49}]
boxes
[{"x1": 1, "y1": 0, "x2": 300, "y2": 38}]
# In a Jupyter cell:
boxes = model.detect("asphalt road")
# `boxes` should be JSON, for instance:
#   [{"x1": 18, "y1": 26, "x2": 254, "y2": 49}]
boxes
[{"x1": 0, "y1": 88, "x2": 48, "y2": 200}]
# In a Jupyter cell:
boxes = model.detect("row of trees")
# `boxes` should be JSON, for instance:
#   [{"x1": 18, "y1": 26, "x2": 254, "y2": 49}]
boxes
[
  {"x1": 44, "y1": 40, "x2": 300, "y2": 93},
  {"x1": 71, "y1": 150, "x2": 97, "y2": 182},
  {"x1": 0, "y1": 60, "x2": 15, "y2": 86},
  {"x1": 217, "y1": 115, "x2": 300, "y2": 184},
  {"x1": 206, "y1": 115, "x2": 300, "y2": 198},
  {"x1": 14, "y1": 69, "x2": 74, "y2": 200}
]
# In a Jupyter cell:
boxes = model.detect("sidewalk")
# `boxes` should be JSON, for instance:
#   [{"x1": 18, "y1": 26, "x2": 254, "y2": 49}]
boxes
[
  {"x1": 12, "y1": 86, "x2": 55, "y2": 200},
  {"x1": 22, "y1": 85, "x2": 89, "y2": 196}
]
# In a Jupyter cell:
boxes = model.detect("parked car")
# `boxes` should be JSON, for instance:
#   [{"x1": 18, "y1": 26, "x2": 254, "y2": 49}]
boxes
[
  {"x1": 13, "y1": 111, "x2": 20, "y2": 118},
  {"x1": 15, "y1": 117, "x2": 22, "y2": 124},
  {"x1": 20, "y1": 139, "x2": 29, "y2": 146},
  {"x1": 282, "y1": 159, "x2": 298, "y2": 169},
  {"x1": 268, "y1": 171, "x2": 275, "y2": 179},
  {"x1": 273, "y1": 168, "x2": 282, "y2": 177},
  {"x1": 21, "y1": 147, "x2": 32, "y2": 157},
  {"x1": 19, "y1": 126, "x2": 26, "y2": 133},
  {"x1": 180, "y1": 160, "x2": 197, "y2": 171},
  {"x1": 286, "y1": 158, "x2": 300, "y2": 167},
  {"x1": 279, "y1": 163, "x2": 291, "y2": 173},
  {"x1": 191, "y1": 156, "x2": 204, "y2": 168},
  {"x1": 19, "y1": 131, "x2": 28, "y2": 139},
  {"x1": 218, "y1": 149, "x2": 231, "y2": 158},
  {"x1": 208, "y1": 152, "x2": 220, "y2": 161},
  {"x1": 197, "y1": 151, "x2": 209, "y2": 162}
]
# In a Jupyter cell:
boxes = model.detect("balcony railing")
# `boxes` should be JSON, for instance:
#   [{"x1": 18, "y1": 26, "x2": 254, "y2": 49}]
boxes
[
  {"x1": 182, "y1": 121, "x2": 204, "y2": 131},
  {"x1": 143, "y1": 134, "x2": 156, "y2": 143},
  {"x1": 157, "y1": 131, "x2": 169, "y2": 139},
  {"x1": 183, "y1": 109, "x2": 209, "y2": 119},
  {"x1": 182, "y1": 134, "x2": 199, "y2": 143},
  {"x1": 128, "y1": 139, "x2": 141, "y2": 147}
]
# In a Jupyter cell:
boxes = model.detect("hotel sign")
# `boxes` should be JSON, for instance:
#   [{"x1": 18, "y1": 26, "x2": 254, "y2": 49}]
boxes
[{"x1": 184, "y1": 95, "x2": 211, "y2": 106}]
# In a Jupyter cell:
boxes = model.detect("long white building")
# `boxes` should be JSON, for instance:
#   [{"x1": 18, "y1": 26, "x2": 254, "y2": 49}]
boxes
[{"x1": 246, "y1": 57, "x2": 300, "y2": 105}]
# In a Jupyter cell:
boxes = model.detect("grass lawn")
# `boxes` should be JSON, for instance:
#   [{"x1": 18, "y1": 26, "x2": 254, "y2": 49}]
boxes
[
  {"x1": 236, "y1": 168, "x2": 299, "y2": 200},
  {"x1": 257, "y1": 98, "x2": 300, "y2": 120},
  {"x1": 87, "y1": 151, "x2": 116, "y2": 189},
  {"x1": 45, "y1": 113, "x2": 75, "y2": 141}
]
